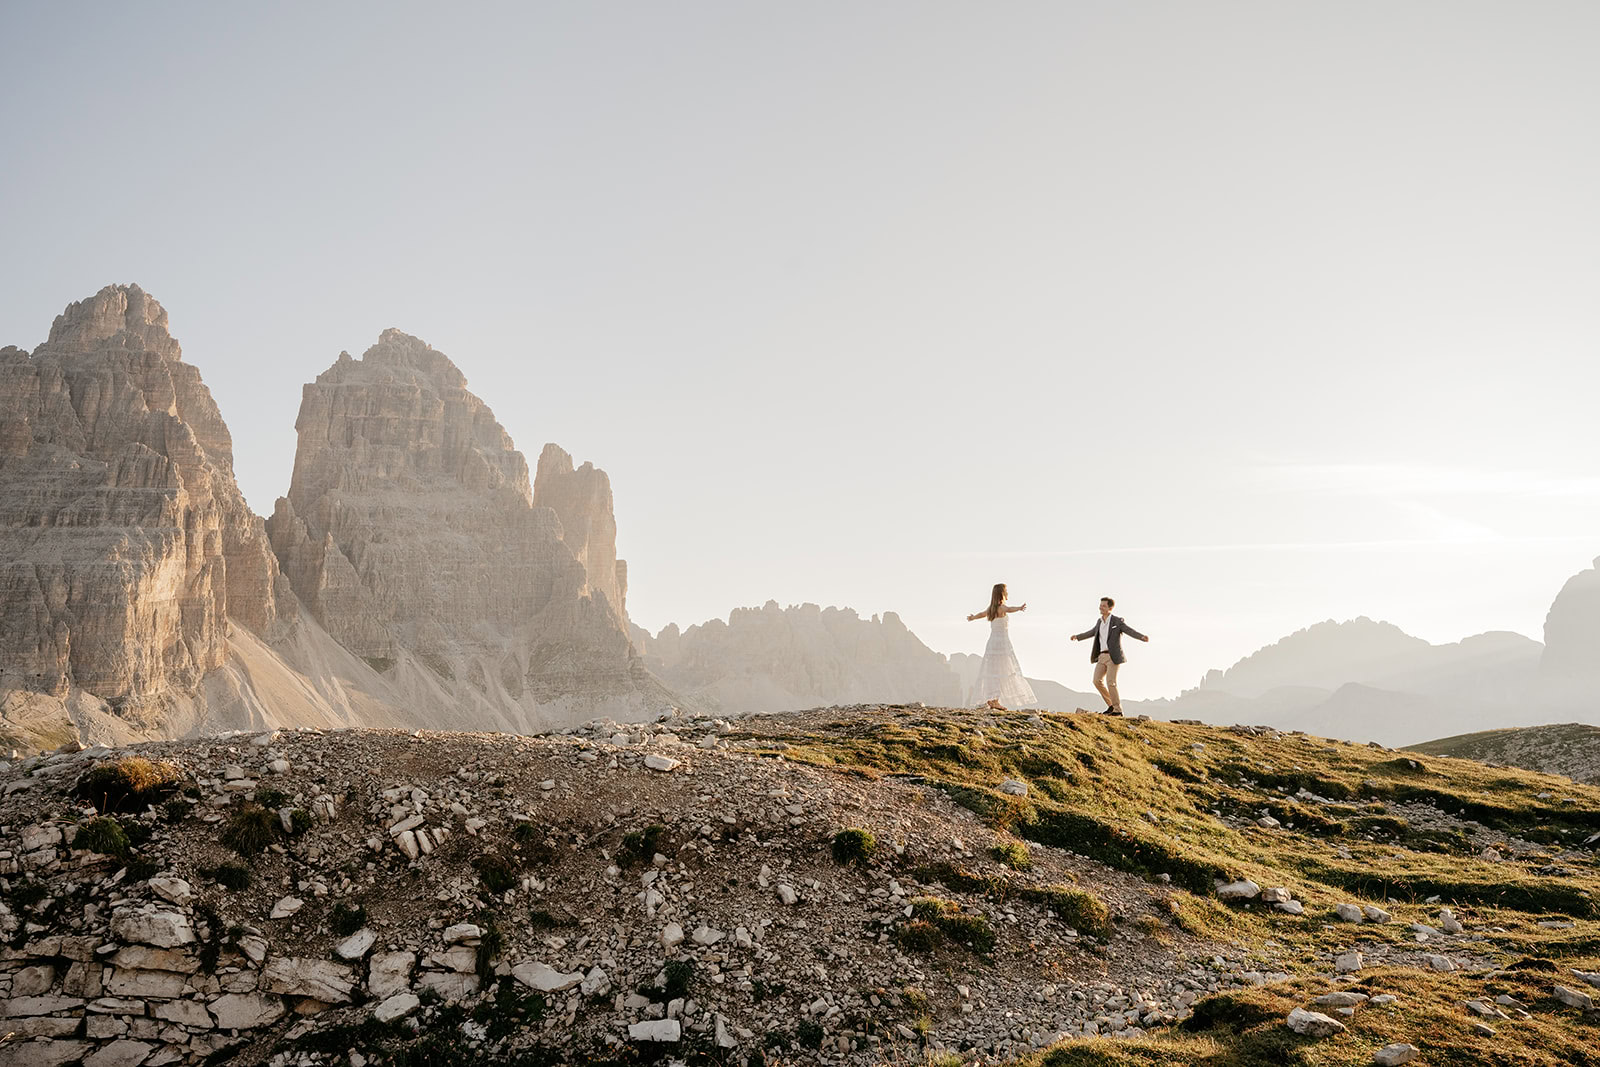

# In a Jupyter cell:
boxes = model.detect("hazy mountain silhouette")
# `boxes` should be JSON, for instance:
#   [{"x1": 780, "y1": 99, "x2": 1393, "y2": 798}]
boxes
[{"x1": 1192, "y1": 617, "x2": 1539, "y2": 699}]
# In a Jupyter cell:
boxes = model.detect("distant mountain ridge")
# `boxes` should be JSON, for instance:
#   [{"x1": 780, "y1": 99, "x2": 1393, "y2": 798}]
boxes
[
  {"x1": 1409, "y1": 723, "x2": 1600, "y2": 784},
  {"x1": 632, "y1": 601, "x2": 961, "y2": 714},
  {"x1": 1193, "y1": 617, "x2": 1540, "y2": 700}
]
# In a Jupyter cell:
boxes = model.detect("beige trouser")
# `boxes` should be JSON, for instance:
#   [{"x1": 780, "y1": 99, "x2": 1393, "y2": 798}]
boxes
[{"x1": 1094, "y1": 653, "x2": 1120, "y2": 710}]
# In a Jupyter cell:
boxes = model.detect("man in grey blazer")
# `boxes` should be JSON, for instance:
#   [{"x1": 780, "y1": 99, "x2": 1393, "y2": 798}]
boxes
[{"x1": 1071, "y1": 596, "x2": 1149, "y2": 716}]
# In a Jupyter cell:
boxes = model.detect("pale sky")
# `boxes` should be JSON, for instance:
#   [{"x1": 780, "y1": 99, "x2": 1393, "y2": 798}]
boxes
[{"x1": 3, "y1": 3, "x2": 1598, "y2": 699}]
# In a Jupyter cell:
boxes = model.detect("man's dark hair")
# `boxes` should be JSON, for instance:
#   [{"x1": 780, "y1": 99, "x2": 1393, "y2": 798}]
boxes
[{"x1": 1100, "y1": 597, "x2": 1114, "y2": 608}]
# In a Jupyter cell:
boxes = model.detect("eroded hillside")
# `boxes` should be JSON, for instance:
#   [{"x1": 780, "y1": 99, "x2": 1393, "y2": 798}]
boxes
[{"x1": 2, "y1": 706, "x2": 1598, "y2": 1067}]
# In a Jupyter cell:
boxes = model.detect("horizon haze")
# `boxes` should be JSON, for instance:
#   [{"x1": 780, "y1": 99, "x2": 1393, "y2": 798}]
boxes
[{"x1": 3, "y1": 3, "x2": 1598, "y2": 701}]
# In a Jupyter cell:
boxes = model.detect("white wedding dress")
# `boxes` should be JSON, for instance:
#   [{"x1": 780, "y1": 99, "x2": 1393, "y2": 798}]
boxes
[{"x1": 971, "y1": 613, "x2": 1037, "y2": 707}]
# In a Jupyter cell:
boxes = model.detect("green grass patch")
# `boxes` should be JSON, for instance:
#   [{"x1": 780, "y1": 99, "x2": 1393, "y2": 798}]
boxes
[
  {"x1": 73, "y1": 816, "x2": 130, "y2": 856},
  {"x1": 221, "y1": 805, "x2": 279, "y2": 855},
  {"x1": 902, "y1": 896, "x2": 997, "y2": 952},
  {"x1": 77, "y1": 756, "x2": 185, "y2": 813},
  {"x1": 832, "y1": 827, "x2": 878, "y2": 865},
  {"x1": 991, "y1": 840, "x2": 1033, "y2": 870}
]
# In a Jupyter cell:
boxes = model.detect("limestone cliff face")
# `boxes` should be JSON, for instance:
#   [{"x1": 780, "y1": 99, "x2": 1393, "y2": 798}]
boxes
[
  {"x1": 0, "y1": 285, "x2": 285, "y2": 712},
  {"x1": 267, "y1": 331, "x2": 670, "y2": 728},
  {"x1": 1543, "y1": 556, "x2": 1600, "y2": 683},
  {"x1": 633, "y1": 601, "x2": 962, "y2": 713},
  {"x1": 533, "y1": 443, "x2": 628, "y2": 621}
]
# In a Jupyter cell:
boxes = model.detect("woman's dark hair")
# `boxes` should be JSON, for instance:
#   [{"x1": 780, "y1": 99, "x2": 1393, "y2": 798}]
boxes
[{"x1": 987, "y1": 583, "x2": 1007, "y2": 621}]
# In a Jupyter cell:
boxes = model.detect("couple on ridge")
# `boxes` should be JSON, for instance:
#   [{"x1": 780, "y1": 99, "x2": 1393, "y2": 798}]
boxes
[{"x1": 965, "y1": 583, "x2": 1149, "y2": 715}]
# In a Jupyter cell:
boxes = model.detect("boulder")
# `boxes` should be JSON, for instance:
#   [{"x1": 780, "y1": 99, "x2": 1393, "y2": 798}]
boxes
[
  {"x1": 146, "y1": 878, "x2": 192, "y2": 906},
  {"x1": 207, "y1": 992, "x2": 285, "y2": 1030},
  {"x1": 1554, "y1": 984, "x2": 1595, "y2": 1010},
  {"x1": 335, "y1": 928, "x2": 377, "y2": 961},
  {"x1": 110, "y1": 908, "x2": 194, "y2": 948},
  {"x1": 260, "y1": 958, "x2": 355, "y2": 1003},
  {"x1": 1373, "y1": 1044, "x2": 1419, "y2": 1066},
  {"x1": 1311, "y1": 992, "x2": 1368, "y2": 1008},
  {"x1": 374, "y1": 992, "x2": 420, "y2": 1023},
  {"x1": 1286, "y1": 1008, "x2": 1347, "y2": 1037},
  {"x1": 629, "y1": 1019, "x2": 682, "y2": 1042},
  {"x1": 368, "y1": 951, "x2": 415, "y2": 999},
  {"x1": 82, "y1": 1040, "x2": 154, "y2": 1067},
  {"x1": 511, "y1": 961, "x2": 583, "y2": 993},
  {"x1": 1216, "y1": 879, "x2": 1261, "y2": 901}
]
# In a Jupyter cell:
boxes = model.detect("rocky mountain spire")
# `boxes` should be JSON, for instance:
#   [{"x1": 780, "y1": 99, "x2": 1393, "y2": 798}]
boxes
[
  {"x1": 533, "y1": 442, "x2": 628, "y2": 621},
  {"x1": 0, "y1": 284, "x2": 285, "y2": 705},
  {"x1": 1543, "y1": 555, "x2": 1600, "y2": 682},
  {"x1": 267, "y1": 330, "x2": 673, "y2": 728}
]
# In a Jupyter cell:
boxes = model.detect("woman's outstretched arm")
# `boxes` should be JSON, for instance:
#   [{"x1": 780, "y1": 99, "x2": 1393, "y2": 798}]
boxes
[{"x1": 1002, "y1": 603, "x2": 1028, "y2": 614}]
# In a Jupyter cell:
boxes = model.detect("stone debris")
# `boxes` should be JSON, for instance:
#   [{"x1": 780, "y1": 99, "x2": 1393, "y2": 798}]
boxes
[
  {"x1": 1553, "y1": 984, "x2": 1595, "y2": 1010},
  {"x1": 1373, "y1": 1043, "x2": 1420, "y2": 1065},
  {"x1": 629, "y1": 1018, "x2": 682, "y2": 1042},
  {"x1": 512, "y1": 962, "x2": 584, "y2": 993},
  {"x1": 1286, "y1": 1007, "x2": 1347, "y2": 1037},
  {"x1": 374, "y1": 992, "x2": 421, "y2": 1023},
  {"x1": 1, "y1": 704, "x2": 1593, "y2": 1066}
]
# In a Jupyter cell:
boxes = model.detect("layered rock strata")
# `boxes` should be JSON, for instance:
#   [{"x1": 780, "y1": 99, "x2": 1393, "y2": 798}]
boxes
[
  {"x1": 266, "y1": 330, "x2": 669, "y2": 729},
  {"x1": 0, "y1": 285, "x2": 285, "y2": 709},
  {"x1": 632, "y1": 601, "x2": 962, "y2": 713},
  {"x1": 533, "y1": 442, "x2": 628, "y2": 619}
]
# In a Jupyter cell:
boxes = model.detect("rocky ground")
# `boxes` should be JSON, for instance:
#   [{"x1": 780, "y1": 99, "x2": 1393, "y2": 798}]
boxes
[{"x1": 3, "y1": 705, "x2": 1598, "y2": 1067}]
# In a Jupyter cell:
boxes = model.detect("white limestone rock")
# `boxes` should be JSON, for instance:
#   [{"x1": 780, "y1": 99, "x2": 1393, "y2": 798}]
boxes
[
  {"x1": 512, "y1": 961, "x2": 583, "y2": 993},
  {"x1": 260, "y1": 957, "x2": 356, "y2": 1003},
  {"x1": 629, "y1": 1019, "x2": 682, "y2": 1042},
  {"x1": 374, "y1": 992, "x2": 421, "y2": 1023},
  {"x1": 207, "y1": 992, "x2": 285, "y2": 1030},
  {"x1": 335, "y1": 928, "x2": 377, "y2": 961},
  {"x1": 109, "y1": 908, "x2": 194, "y2": 949},
  {"x1": 1286, "y1": 1008, "x2": 1346, "y2": 1037},
  {"x1": 368, "y1": 952, "x2": 416, "y2": 1000}
]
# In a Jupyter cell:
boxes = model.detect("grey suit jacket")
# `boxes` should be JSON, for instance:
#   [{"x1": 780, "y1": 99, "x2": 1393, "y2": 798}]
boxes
[{"x1": 1073, "y1": 615, "x2": 1146, "y2": 664}]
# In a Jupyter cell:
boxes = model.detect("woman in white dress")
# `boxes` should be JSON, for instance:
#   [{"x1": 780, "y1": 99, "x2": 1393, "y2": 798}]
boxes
[{"x1": 965, "y1": 583, "x2": 1038, "y2": 711}]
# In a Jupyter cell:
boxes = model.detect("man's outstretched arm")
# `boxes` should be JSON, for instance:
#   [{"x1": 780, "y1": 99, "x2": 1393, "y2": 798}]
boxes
[
  {"x1": 1071, "y1": 626, "x2": 1098, "y2": 641},
  {"x1": 1121, "y1": 622, "x2": 1149, "y2": 642}
]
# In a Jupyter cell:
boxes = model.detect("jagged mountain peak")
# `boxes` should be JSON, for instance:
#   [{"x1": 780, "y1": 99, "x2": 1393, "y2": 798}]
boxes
[{"x1": 44, "y1": 283, "x2": 181, "y2": 361}]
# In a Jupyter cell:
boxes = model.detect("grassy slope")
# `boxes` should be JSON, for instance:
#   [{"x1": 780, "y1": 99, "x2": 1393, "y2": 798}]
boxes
[
  {"x1": 1409, "y1": 723, "x2": 1600, "y2": 781},
  {"x1": 729, "y1": 708, "x2": 1600, "y2": 1065}
]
